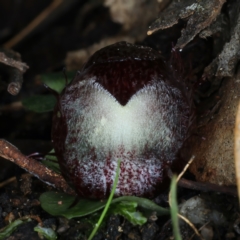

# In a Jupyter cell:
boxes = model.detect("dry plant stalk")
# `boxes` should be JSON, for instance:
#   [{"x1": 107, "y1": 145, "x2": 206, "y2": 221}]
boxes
[
  {"x1": 0, "y1": 52, "x2": 28, "y2": 73},
  {"x1": 3, "y1": 0, "x2": 63, "y2": 49},
  {"x1": 0, "y1": 50, "x2": 29, "y2": 95},
  {"x1": 234, "y1": 102, "x2": 240, "y2": 201},
  {"x1": 0, "y1": 139, "x2": 75, "y2": 196}
]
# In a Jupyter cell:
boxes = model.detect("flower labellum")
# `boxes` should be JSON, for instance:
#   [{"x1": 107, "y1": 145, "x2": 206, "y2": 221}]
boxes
[{"x1": 52, "y1": 41, "x2": 192, "y2": 199}]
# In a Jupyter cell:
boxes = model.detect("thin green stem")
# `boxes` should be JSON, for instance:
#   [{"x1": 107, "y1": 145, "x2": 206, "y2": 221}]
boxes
[
  {"x1": 88, "y1": 159, "x2": 121, "y2": 240},
  {"x1": 170, "y1": 175, "x2": 182, "y2": 240}
]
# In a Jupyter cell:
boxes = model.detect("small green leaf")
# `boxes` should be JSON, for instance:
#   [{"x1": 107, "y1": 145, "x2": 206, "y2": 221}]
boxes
[
  {"x1": 110, "y1": 201, "x2": 147, "y2": 225},
  {"x1": 44, "y1": 149, "x2": 57, "y2": 162},
  {"x1": 40, "y1": 193, "x2": 169, "y2": 220},
  {"x1": 170, "y1": 175, "x2": 182, "y2": 240},
  {"x1": 117, "y1": 196, "x2": 169, "y2": 216},
  {"x1": 0, "y1": 219, "x2": 29, "y2": 239},
  {"x1": 40, "y1": 71, "x2": 75, "y2": 94},
  {"x1": 22, "y1": 95, "x2": 56, "y2": 113},
  {"x1": 41, "y1": 149, "x2": 60, "y2": 174},
  {"x1": 40, "y1": 192, "x2": 107, "y2": 219},
  {"x1": 34, "y1": 226, "x2": 57, "y2": 240},
  {"x1": 41, "y1": 160, "x2": 61, "y2": 174}
]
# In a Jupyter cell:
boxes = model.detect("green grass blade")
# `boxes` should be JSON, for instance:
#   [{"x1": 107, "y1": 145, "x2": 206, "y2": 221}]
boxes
[
  {"x1": 170, "y1": 175, "x2": 182, "y2": 240},
  {"x1": 87, "y1": 159, "x2": 121, "y2": 240}
]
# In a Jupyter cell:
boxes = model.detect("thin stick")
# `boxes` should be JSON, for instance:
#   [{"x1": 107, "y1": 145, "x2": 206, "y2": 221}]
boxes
[
  {"x1": 0, "y1": 139, "x2": 75, "y2": 196},
  {"x1": 189, "y1": 221, "x2": 210, "y2": 240},
  {"x1": 234, "y1": 102, "x2": 240, "y2": 201},
  {"x1": 88, "y1": 159, "x2": 121, "y2": 240},
  {"x1": 0, "y1": 49, "x2": 29, "y2": 95},
  {"x1": 0, "y1": 215, "x2": 43, "y2": 233},
  {"x1": 0, "y1": 176, "x2": 16, "y2": 188},
  {"x1": 168, "y1": 164, "x2": 237, "y2": 196},
  {"x1": 168, "y1": 156, "x2": 194, "y2": 207},
  {"x1": 176, "y1": 156, "x2": 195, "y2": 182},
  {"x1": 178, "y1": 214, "x2": 202, "y2": 239},
  {"x1": 4, "y1": 0, "x2": 63, "y2": 49},
  {"x1": 177, "y1": 178, "x2": 237, "y2": 196},
  {"x1": 0, "y1": 173, "x2": 31, "y2": 188},
  {"x1": 0, "y1": 52, "x2": 28, "y2": 73},
  {"x1": 0, "y1": 101, "x2": 23, "y2": 111}
]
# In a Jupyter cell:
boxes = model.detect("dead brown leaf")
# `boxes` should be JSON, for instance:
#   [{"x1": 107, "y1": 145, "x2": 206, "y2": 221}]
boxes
[
  {"x1": 189, "y1": 74, "x2": 239, "y2": 186},
  {"x1": 234, "y1": 101, "x2": 240, "y2": 200},
  {"x1": 148, "y1": 0, "x2": 226, "y2": 49}
]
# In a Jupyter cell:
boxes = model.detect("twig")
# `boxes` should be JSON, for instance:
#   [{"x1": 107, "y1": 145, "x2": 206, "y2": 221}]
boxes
[
  {"x1": 0, "y1": 176, "x2": 17, "y2": 188},
  {"x1": 168, "y1": 156, "x2": 195, "y2": 207},
  {"x1": 167, "y1": 159, "x2": 237, "y2": 196},
  {"x1": 189, "y1": 221, "x2": 210, "y2": 240},
  {"x1": 4, "y1": 0, "x2": 63, "y2": 49},
  {"x1": 0, "y1": 50, "x2": 29, "y2": 95},
  {"x1": 176, "y1": 156, "x2": 195, "y2": 182},
  {"x1": 0, "y1": 139, "x2": 75, "y2": 196},
  {"x1": 178, "y1": 214, "x2": 203, "y2": 239},
  {"x1": 0, "y1": 173, "x2": 31, "y2": 188},
  {"x1": 7, "y1": 68, "x2": 23, "y2": 95},
  {"x1": 0, "y1": 52, "x2": 28, "y2": 73},
  {"x1": 20, "y1": 215, "x2": 43, "y2": 226},
  {"x1": 0, "y1": 215, "x2": 43, "y2": 233},
  {"x1": 0, "y1": 101, "x2": 23, "y2": 111},
  {"x1": 234, "y1": 102, "x2": 240, "y2": 200},
  {"x1": 177, "y1": 178, "x2": 237, "y2": 196}
]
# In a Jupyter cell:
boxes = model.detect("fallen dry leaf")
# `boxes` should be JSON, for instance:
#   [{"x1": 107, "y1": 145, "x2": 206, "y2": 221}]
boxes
[
  {"x1": 148, "y1": 0, "x2": 226, "y2": 49},
  {"x1": 189, "y1": 73, "x2": 240, "y2": 186},
  {"x1": 234, "y1": 101, "x2": 240, "y2": 200}
]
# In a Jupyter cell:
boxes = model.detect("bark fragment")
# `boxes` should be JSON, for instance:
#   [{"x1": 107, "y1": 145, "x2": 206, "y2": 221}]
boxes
[
  {"x1": 148, "y1": 0, "x2": 226, "y2": 49},
  {"x1": 0, "y1": 139, "x2": 75, "y2": 196},
  {"x1": 0, "y1": 49, "x2": 29, "y2": 95},
  {"x1": 189, "y1": 73, "x2": 240, "y2": 186}
]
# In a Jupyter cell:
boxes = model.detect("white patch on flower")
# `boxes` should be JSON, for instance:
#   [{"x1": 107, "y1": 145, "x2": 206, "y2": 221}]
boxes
[
  {"x1": 66, "y1": 78, "x2": 174, "y2": 153},
  {"x1": 61, "y1": 77, "x2": 186, "y2": 196}
]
